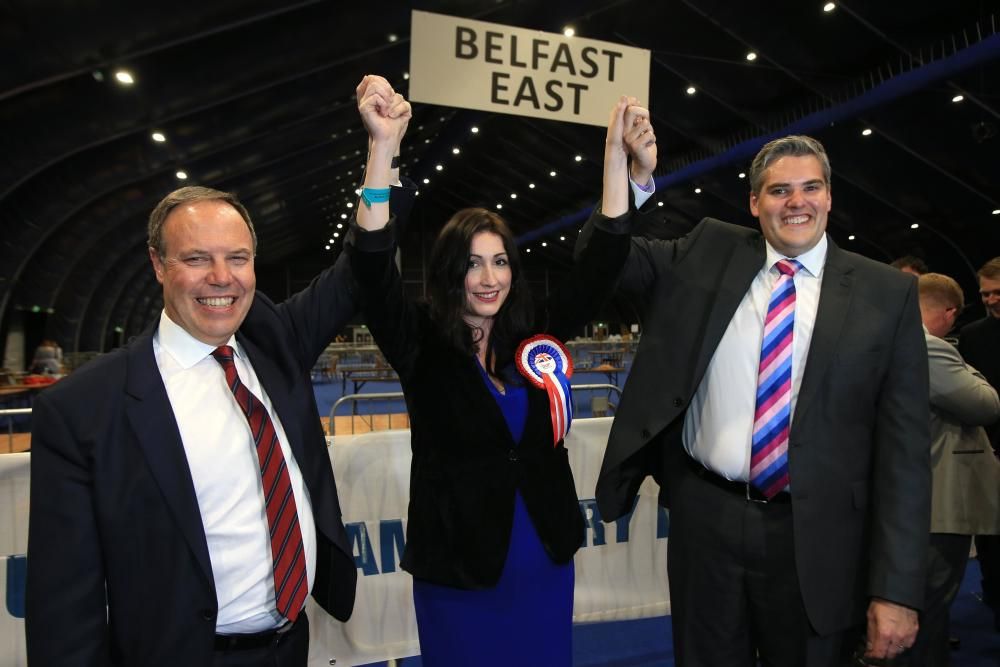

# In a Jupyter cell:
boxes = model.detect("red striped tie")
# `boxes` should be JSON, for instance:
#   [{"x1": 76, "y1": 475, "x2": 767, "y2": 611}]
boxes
[
  {"x1": 212, "y1": 345, "x2": 308, "y2": 622},
  {"x1": 750, "y1": 259, "x2": 801, "y2": 499}
]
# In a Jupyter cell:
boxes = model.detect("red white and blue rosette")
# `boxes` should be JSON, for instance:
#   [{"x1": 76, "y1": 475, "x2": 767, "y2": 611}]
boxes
[{"x1": 515, "y1": 335, "x2": 574, "y2": 447}]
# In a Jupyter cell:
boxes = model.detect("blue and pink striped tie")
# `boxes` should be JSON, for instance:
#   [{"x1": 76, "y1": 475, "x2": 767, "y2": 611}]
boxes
[{"x1": 750, "y1": 259, "x2": 801, "y2": 499}]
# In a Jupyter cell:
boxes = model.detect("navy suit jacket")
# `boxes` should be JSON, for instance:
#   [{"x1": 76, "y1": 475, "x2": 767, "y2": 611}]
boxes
[
  {"x1": 585, "y1": 215, "x2": 931, "y2": 636},
  {"x1": 25, "y1": 185, "x2": 415, "y2": 666}
]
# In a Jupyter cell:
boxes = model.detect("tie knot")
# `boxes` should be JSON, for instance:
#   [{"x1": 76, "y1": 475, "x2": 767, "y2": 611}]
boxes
[
  {"x1": 776, "y1": 259, "x2": 801, "y2": 277},
  {"x1": 211, "y1": 345, "x2": 236, "y2": 368}
]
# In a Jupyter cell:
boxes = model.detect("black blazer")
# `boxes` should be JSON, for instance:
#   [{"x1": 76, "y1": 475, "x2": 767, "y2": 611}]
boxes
[
  {"x1": 346, "y1": 211, "x2": 631, "y2": 589},
  {"x1": 584, "y1": 215, "x2": 931, "y2": 636}
]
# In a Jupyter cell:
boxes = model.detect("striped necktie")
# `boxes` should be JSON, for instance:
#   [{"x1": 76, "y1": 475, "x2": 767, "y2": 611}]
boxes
[
  {"x1": 750, "y1": 259, "x2": 801, "y2": 499},
  {"x1": 212, "y1": 345, "x2": 308, "y2": 622}
]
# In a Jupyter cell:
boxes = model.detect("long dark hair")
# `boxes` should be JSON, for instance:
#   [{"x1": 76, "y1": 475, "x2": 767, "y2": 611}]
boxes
[{"x1": 428, "y1": 208, "x2": 533, "y2": 376}]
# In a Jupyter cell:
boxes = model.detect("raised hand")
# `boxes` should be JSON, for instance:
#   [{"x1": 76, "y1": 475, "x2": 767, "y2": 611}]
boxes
[
  {"x1": 623, "y1": 104, "x2": 656, "y2": 187},
  {"x1": 356, "y1": 75, "x2": 411, "y2": 150}
]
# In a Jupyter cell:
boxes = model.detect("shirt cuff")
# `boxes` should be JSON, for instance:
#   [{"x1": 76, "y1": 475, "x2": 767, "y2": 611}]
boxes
[{"x1": 630, "y1": 176, "x2": 655, "y2": 209}]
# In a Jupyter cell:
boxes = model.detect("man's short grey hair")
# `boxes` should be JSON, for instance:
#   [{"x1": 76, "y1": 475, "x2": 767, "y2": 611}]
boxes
[
  {"x1": 749, "y1": 135, "x2": 832, "y2": 195},
  {"x1": 147, "y1": 186, "x2": 257, "y2": 258}
]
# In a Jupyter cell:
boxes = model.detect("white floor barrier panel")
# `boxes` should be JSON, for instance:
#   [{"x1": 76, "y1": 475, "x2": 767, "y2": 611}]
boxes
[{"x1": 0, "y1": 417, "x2": 669, "y2": 666}]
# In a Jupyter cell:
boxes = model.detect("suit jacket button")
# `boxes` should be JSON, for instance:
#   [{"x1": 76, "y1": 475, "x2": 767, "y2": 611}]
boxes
[
  {"x1": 508, "y1": 449, "x2": 518, "y2": 462},
  {"x1": 202, "y1": 609, "x2": 216, "y2": 621},
  {"x1": 672, "y1": 397, "x2": 683, "y2": 407}
]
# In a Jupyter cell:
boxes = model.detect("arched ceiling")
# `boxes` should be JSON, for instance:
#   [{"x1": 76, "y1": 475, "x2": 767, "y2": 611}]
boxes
[{"x1": 2, "y1": 0, "x2": 998, "y2": 352}]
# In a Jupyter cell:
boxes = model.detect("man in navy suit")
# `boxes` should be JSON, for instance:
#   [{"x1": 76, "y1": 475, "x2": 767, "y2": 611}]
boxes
[
  {"x1": 25, "y1": 87, "x2": 414, "y2": 666},
  {"x1": 587, "y1": 133, "x2": 930, "y2": 666}
]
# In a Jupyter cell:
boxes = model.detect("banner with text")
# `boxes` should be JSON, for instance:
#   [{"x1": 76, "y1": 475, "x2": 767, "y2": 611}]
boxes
[
  {"x1": 0, "y1": 418, "x2": 668, "y2": 667},
  {"x1": 409, "y1": 10, "x2": 650, "y2": 127}
]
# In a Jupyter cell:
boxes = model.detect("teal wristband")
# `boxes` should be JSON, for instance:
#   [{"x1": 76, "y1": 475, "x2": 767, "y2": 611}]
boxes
[{"x1": 361, "y1": 187, "x2": 391, "y2": 208}]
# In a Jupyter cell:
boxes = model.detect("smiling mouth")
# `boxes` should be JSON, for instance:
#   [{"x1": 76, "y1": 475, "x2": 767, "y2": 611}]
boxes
[
  {"x1": 196, "y1": 297, "x2": 236, "y2": 307},
  {"x1": 473, "y1": 291, "x2": 499, "y2": 301},
  {"x1": 783, "y1": 215, "x2": 810, "y2": 225}
]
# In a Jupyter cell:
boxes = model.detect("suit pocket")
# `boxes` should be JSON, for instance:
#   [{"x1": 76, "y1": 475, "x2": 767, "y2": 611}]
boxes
[{"x1": 851, "y1": 480, "x2": 868, "y2": 509}]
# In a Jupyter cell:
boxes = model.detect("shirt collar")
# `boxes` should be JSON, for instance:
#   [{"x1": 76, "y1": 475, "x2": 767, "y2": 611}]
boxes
[
  {"x1": 763, "y1": 233, "x2": 828, "y2": 279},
  {"x1": 155, "y1": 310, "x2": 241, "y2": 369}
]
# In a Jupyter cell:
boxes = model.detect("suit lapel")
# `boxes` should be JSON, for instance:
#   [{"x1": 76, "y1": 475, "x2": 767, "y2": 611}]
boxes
[
  {"x1": 124, "y1": 328, "x2": 214, "y2": 587},
  {"x1": 692, "y1": 234, "x2": 766, "y2": 381},
  {"x1": 792, "y1": 241, "x2": 854, "y2": 433},
  {"x1": 237, "y1": 335, "x2": 305, "y2": 462}
]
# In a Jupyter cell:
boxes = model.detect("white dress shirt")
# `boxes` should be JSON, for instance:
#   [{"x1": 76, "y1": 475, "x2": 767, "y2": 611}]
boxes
[
  {"x1": 682, "y1": 236, "x2": 828, "y2": 481},
  {"x1": 153, "y1": 311, "x2": 317, "y2": 633}
]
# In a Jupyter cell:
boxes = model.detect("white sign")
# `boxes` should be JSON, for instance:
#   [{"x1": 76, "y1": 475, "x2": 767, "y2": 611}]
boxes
[
  {"x1": 409, "y1": 10, "x2": 651, "y2": 127},
  {"x1": 0, "y1": 418, "x2": 669, "y2": 666}
]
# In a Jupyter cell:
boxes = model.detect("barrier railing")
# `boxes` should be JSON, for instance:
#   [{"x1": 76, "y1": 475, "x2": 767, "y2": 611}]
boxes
[
  {"x1": 327, "y1": 384, "x2": 622, "y2": 437},
  {"x1": 0, "y1": 408, "x2": 31, "y2": 453}
]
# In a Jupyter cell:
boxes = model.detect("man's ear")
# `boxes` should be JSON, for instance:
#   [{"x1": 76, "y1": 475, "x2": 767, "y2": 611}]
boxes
[{"x1": 149, "y1": 247, "x2": 165, "y2": 284}]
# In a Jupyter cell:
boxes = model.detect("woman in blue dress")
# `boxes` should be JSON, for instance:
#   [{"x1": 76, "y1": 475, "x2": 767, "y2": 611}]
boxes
[{"x1": 347, "y1": 75, "x2": 655, "y2": 665}]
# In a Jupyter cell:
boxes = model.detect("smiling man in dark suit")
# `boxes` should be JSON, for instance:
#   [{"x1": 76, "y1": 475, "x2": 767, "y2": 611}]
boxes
[
  {"x1": 585, "y1": 134, "x2": 930, "y2": 666},
  {"x1": 25, "y1": 134, "x2": 413, "y2": 666}
]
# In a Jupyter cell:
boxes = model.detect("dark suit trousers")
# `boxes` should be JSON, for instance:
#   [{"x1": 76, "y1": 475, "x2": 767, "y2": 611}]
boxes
[
  {"x1": 668, "y1": 455, "x2": 860, "y2": 667},
  {"x1": 212, "y1": 614, "x2": 309, "y2": 667},
  {"x1": 906, "y1": 534, "x2": 971, "y2": 667}
]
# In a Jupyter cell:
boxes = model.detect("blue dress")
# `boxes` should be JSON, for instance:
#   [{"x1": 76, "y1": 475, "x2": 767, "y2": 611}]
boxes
[{"x1": 411, "y1": 364, "x2": 575, "y2": 666}]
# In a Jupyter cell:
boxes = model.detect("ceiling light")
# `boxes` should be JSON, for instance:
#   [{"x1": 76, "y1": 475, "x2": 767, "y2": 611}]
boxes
[
  {"x1": 550, "y1": 170, "x2": 557, "y2": 177},
  {"x1": 541, "y1": 242, "x2": 548, "y2": 247},
  {"x1": 560, "y1": 236, "x2": 566, "y2": 241},
  {"x1": 114, "y1": 70, "x2": 135, "y2": 85},
  {"x1": 910, "y1": 223, "x2": 919, "y2": 229},
  {"x1": 403, "y1": 72, "x2": 410, "y2": 80},
  {"x1": 346, "y1": 202, "x2": 354, "y2": 208},
  {"x1": 951, "y1": 94, "x2": 964, "y2": 103},
  {"x1": 337, "y1": 223, "x2": 343, "y2": 229},
  {"x1": 848, "y1": 234, "x2": 856, "y2": 240},
  {"x1": 355, "y1": 188, "x2": 362, "y2": 195},
  {"x1": 341, "y1": 213, "x2": 348, "y2": 219},
  {"x1": 387, "y1": 34, "x2": 398, "y2": 43},
  {"x1": 686, "y1": 86, "x2": 696, "y2": 95},
  {"x1": 175, "y1": 170, "x2": 188, "y2": 180},
  {"x1": 745, "y1": 52, "x2": 757, "y2": 62},
  {"x1": 435, "y1": 164, "x2": 443, "y2": 171},
  {"x1": 574, "y1": 155, "x2": 583, "y2": 162},
  {"x1": 862, "y1": 128, "x2": 873, "y2": 136},
  {"x1": 563, "y1": 27, "x2": 575, "y2": 37},
  {"x1": 471, "y1": 126, "x2": 479, "y2": 134},
  {"x1": 423, "y1": 178, "x2": 430, "y2": 184},
  {"x1": 993, "y1": 209, "x2": 1000, "y2": 215},
  {"x1": 526, "y1": 248, "x2": 532, "y2": 253},
  {"x1": 151, "y1": 132, "x2": 166, "y2": 143},
  {"x1": 529, "y1": 183, "x2": 536, "y2": 189},
  {"x1": 738, "y1": 172, "x2": 746, "y2": 179},
  {"x1": 329, "y1": 238, "x2": 335, "y2": 243},
  {"x1": 452, "y1": 147, "x2": 460, "y2": 154},
  {"x1": 325, "y1": 245, "x2": 331, "y2": 250},
  {"x1": 823, "y1": 2, "x2": 836, "y2": 11},
  {"x1": 496, "y1": 203, "x2": 503, "y2": 209},
  {"x1": 510, "y1": 193, "x2": 517, "y2": 199},
  {"x1": 657, "y1": 201, "x2": 664, "y2": 207},
  {"x1": 694, "y1": 187, "x2": 702, "y2": 194},
  {"x1": 333, "y1": 232, "x2": 340, "y2": 238}
]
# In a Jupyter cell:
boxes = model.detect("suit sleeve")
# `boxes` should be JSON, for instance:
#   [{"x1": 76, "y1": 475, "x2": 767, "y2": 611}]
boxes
[
  {"x1": 345, "y1": 220, "x2": 422, "y2": 380},
  {"x1": 541, "y1": 209, "x2": 632, "y2": 341},
  {"x1": 273, "y1": 181, "x2": 418, "y2": 370},
  {"x1": 928, "y1": 335, "x2": 1000, "y2": 426},
  {"x1": 868, "y1": 279, "x2": 932, "y2": 609},
  {"x1": 26, "y1": 392, "x2": 111, "y2": 666}
]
